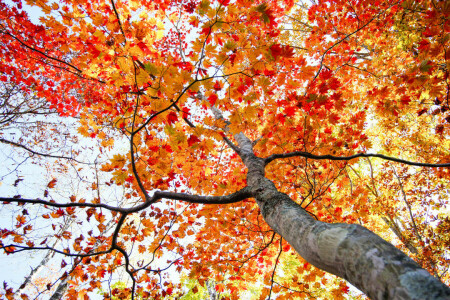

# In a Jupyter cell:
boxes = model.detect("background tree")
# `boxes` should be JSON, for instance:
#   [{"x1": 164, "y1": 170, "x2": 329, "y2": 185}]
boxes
[{"x1": 0, "y1": 0, "x2": 449, "y2": 299}]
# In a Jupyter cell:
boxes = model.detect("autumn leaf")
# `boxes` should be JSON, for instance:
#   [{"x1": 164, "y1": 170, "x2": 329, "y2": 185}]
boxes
[
  {"x1": 187, "y1": 135, "x2": 201, "y2": 147},
  {"x1": 13, "y1": 235, "x2": 24, "y2": 243},
  {"x1": 167, "y1": 111, "x2": 178, "y2": 125},
  {"x1": 270, "y1": 44, "x2": 294, "y2": 61},
  {"x1": 213, "y1": 81, "x2": 222, "y2": 91},
  {"x1": 207, "y1": 94, "x2": 218, "y2": 105},
  {"x1": 47, "y1": 178, "x2": 57, "y2": 189},
  {"x1": 16, "y1": 215, "x2": 26, "y2": 226}
]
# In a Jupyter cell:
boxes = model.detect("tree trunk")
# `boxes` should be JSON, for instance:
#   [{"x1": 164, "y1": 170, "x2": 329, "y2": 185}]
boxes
[
  {"x1": 14, "y1": 220, "x2": 74, "y2": 297},
  {"x1": 234, "y1": 133, "x2": 450, "y2": 300},
  {"x1": 206, "y1": 280, "x2": 220, "y2": 300},
  {"x1": 14, "y1": 247, "x2": 56, "y2": 297},
  {"x1": 49, "y1": 276, "x2": 69, "y2": 300}
]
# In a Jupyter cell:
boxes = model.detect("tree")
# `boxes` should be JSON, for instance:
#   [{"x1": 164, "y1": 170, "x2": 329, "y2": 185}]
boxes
[{"x1": 0, "y1": 0, "x2": 449, "y2": 299}]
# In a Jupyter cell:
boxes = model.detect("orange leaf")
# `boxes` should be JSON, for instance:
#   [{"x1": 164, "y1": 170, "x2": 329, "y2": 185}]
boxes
[{"x1": 47, "y1": 178, "x2": 57, "y2": 189}]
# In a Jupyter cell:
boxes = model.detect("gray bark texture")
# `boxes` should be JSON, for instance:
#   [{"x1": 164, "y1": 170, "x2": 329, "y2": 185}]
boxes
[
  {"x1": 14, "y1": 248, "x2": 55, "y2": 297},
  {"x1": 206, "y1": 280, "x2": 220, "y2": 300},
  {"x1": 234, "y1": 132, "x2": 450, "y2": 300},
  {"x1": 14, "y1": 221, "x2": 72, "y2": 297},
  {"x1": 49, "y1": 277, "x2": 69, "y2": 300}
]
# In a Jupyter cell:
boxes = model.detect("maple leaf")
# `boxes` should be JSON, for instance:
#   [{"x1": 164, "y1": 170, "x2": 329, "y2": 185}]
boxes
[
  {"x1": 256, "y1": 3, "x2": 276, "y2": 26},
  {"x1": 167, "y1": 111, "x2": 178, "y2": 125},
  {"x1": 207, "y1": 94, "x2": 218, "y2": 105},
  {"x1": 284, "y1": 106, "x2": 296, "y2": 116},
  {"x1": 16, "y1": 215, "x2": 26, "y2": 226},
  {"x1": 269, "y1": 44, "x2": 294, "y2": 60},
  {"x1": 47, "y1": 178, "x2": 57, "y2": 189},
  {"x1": 187, "y1": 135, "x2": 201, "y2": 146},
  {"x1": 137, "y1": 42, "x2": 151, "y2": 55},
  {"x1": 173, "y1": 62, "x2": 194, "y2": 72},
  {"x1": 400, "y1": 95, "x2": 411, "y2": 105},
  {"x1": 213, "y1": 81, "x2": 221, "y2": 91}
]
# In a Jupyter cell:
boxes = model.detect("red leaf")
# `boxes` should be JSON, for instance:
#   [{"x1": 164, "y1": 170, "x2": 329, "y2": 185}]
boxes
[
  {"x1": 173, "y1": 62, "x2": 193, "y2": 72},
  {"x1": 91, "y1": 47, "x2": 101, "y2": 58},
  {"x1": 200, "y1": 27, "x2": 211, "y2": 36},
  {"x1": 167, "y1": 112, "x2": 178, "y2": 125},
  {"x1": 264, "y1": 69, "x2": 276, "y2": 77},
  {"x1": 270, "y1": 44, "x2": 282, "y2": 60},
  {"x1": 97, "y1": 269, "x2": 106, "y2": 278},
  {"x1": 400, "y1": 95, "x2": 411, "y2": 105},
  {"x1": 237, "y1": 84, "x2": 249, "y2": 94},
  {"x1": 188, "y1": 135, "x2": 201, "y2": 146},
  {"x1": 328, "y1": 77, "x2": 340, "y2": 90},
  {"x1": 270, "y1": 44, "x2": 294, "y2": 60},
  {"x1": 182, "y1": 107, "x2": 190, "y2": 119},
  {"x1": 213, "y1": 81, "x2": 221, "y2": 91},
  {"x1": 285, "y1": 106, "x2": 296, "y2": 116},
  {"x1": 137, "y1": 42, "x2": 151, "y2": 55},
  {"x1": 208, "y1": 94, "x2": 218, "y2": 105},
  {"x1": 418, "y1": 39, "x2": 430, "y2": 50}
]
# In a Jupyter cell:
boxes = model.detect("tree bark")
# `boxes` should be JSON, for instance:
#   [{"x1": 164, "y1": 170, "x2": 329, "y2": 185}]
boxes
[
  {"x1": 206, "y1": 280, "x2": 220, "y2": 300},
  {"x1": 14, "y1": 221, "x2": 71, "y2": 297},
  {"x1": 234, "y1": 133, "x2": 450, "y2": 300},
  {"x1": 48, "y1": 276, "x2": 69, "y2": 300},
  {"x1": 14, "y1": 246, "x2": 56, "y2": 297}
]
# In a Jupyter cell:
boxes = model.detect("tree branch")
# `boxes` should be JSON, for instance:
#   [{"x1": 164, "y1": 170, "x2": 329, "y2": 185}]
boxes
[
  {"x1": 0, "y1": 197, "x2": 125, "y2": 212},
  {"x1": 0, "y1": 187, "x2": 253, "y2": 214},
  {"x1": 137, "y1": 186, "x2": 252, "y2": 209},
  {"x1": 264, "y1": 151, "x2": 450, "y2": 168},
  {"x1": 110, "y1": 0, "x2": 126, "y2": 43},
  {"x1": 0, "y1": 138, "x2": 90, "y2": 164}
]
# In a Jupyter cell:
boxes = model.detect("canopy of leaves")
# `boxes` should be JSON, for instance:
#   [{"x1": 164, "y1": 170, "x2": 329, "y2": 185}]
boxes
[{"x1": 0, "y1": 0, "x2": 449, "y2": 299}]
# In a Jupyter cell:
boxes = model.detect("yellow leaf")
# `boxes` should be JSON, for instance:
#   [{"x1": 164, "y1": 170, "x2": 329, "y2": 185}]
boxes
[
  {"x1": 205, "y1": 167, "x2": 212, "y2": 176},
  {"x1": 77, "y1": 125, "x2": 89, "y2": 137},
  {"x1": 244, "y1": 105, "x2": 258, "y2": 120},
  {"x1": 129, "y1": 45, "x2": 143, "y2": 57},
  {"x1": 112, "y1": 169, "x2": 128, "y2": 185},
  {"x1": 117, "y1": 57, "x2": 132, "y2": 73},
  {"x1": 229, "y1": 111, "x2": 243, "y2": 134},
  {"x1": 136, "y1": 70, "x2": 150, "y2": 86}
]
